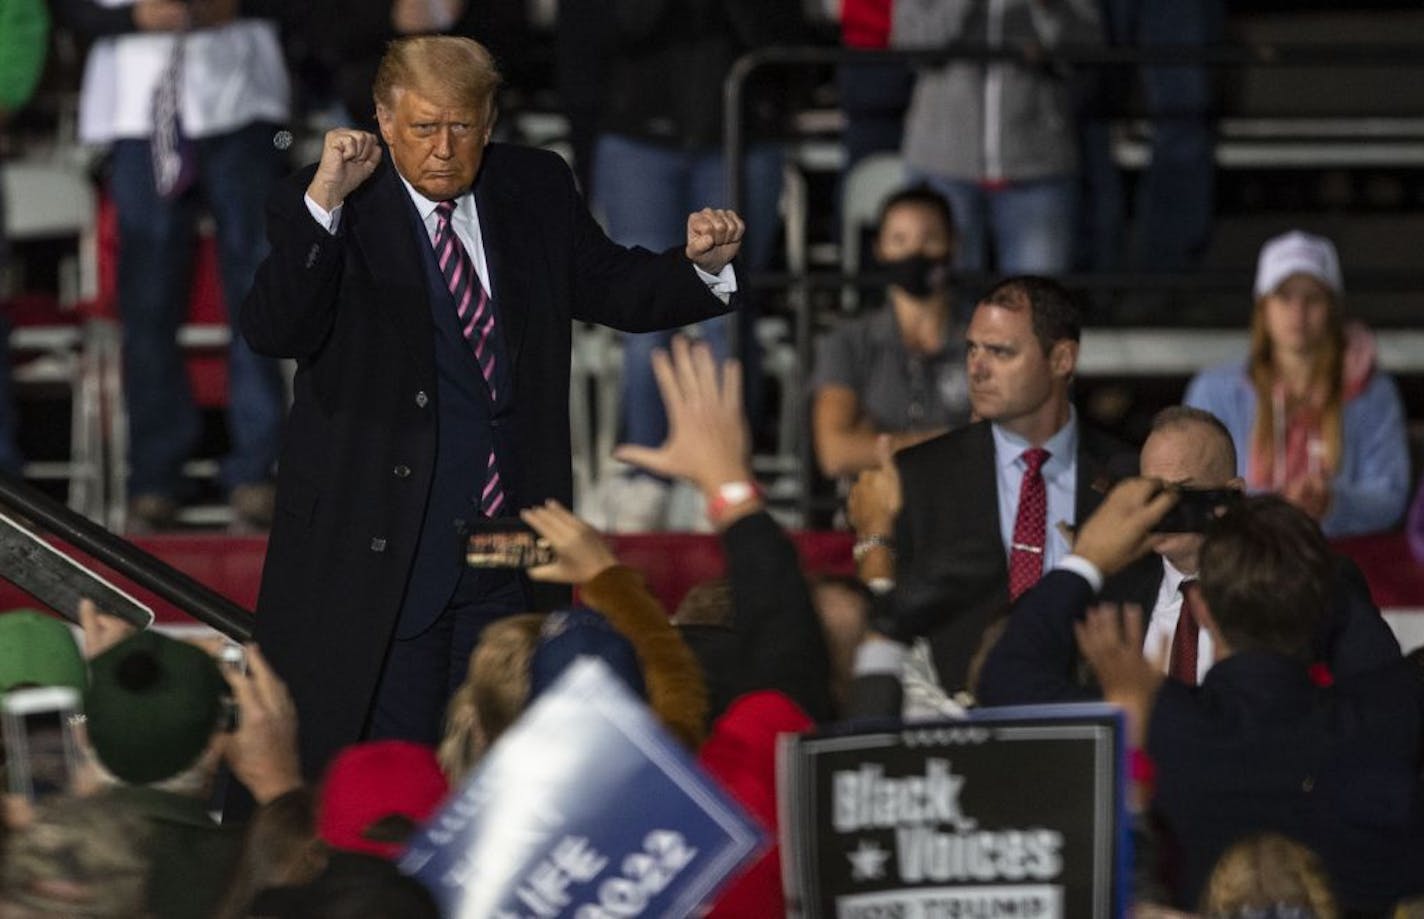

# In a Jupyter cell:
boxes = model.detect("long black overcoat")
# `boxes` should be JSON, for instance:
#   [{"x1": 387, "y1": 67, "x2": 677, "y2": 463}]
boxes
[{"x1": 240, "y1": 143, "x2": 728, "y2": 775}]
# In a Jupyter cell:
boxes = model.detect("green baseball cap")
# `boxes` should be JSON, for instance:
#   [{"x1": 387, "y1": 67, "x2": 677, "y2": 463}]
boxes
[
  {"x1": 84, "y1": 631, "x2": 227, "y2": 785},
  {"x1": 0, "y1": 609, "x2": 86, "y2": 693}
]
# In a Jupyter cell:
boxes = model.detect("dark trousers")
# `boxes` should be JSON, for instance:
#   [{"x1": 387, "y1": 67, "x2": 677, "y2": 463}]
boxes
[{"x1": 368, "y1": 565, "x2": 529, "y2": 745}]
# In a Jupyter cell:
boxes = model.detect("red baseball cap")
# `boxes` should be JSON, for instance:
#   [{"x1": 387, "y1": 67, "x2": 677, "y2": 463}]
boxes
[{"x1": 317, "y1": 741, "x2": 449, "y2": 859}]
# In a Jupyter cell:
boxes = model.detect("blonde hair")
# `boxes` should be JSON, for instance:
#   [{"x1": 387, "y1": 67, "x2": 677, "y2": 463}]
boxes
[
  {"x1": 1247, "y1": 288, "x2": 1345, "y2": 477},
  {"x1": 373, "y1": 35, "x2": 502, "y2": 122},
  {"x1": 1200, "y1": 832, "x2": 1338, "y2": 918},
  {"x1": 438, "y1": 614, "x2": 545, "y2": 781}
]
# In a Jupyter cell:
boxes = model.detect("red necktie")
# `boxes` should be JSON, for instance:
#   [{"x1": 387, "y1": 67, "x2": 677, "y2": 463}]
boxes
[
  {"x1": 1169, "y1": 580, "x2": 1201, "y2": 684},
  {"x1": 1008, "y1": 447, "x2": 1050, "y2": 600},
  {"x1": 433, "y1": 199, "x2": 505, "y2": 517}
]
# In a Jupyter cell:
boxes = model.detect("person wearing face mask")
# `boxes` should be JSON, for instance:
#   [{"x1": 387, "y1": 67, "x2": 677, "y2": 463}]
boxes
[
  {"x1": 1184, "y1": 230, "x2": 1410, "y2": 537},
  {"x1": 811, "y1": 186, "x2": 971, "y2": 478}
]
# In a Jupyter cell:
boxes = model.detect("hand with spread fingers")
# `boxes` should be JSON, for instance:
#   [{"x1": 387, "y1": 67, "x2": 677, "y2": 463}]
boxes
[
  {"x1": 520, "y1": 499, "x2": 620, "y2": 585},
  {"x1": 1072, "y1": 477, "x2": 1179, "y2": 578},
  {"x1": 218, "y1": 644, "x2": 303, "y2": 804},
  {"x1": 684, "y1": 207, "x2": 745, "y2": 275},
  {"x1": 613, "y1": 336, "x2": 752, "y2": 497}
]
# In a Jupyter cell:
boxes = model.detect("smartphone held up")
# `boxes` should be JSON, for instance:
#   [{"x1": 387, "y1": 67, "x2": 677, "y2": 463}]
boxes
[{"x1": 2, "y1": 686, "x2": 82, "y2": 801}]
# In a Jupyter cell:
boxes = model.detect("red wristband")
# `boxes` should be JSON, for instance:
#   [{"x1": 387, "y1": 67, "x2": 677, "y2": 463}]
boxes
[{"x1": 706, "y1": 480, "x2": 764, "y2": 524}]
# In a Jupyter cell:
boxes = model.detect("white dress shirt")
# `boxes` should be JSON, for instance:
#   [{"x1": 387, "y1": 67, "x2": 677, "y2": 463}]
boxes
[
  {"x1": 303, "y1": 179, "x2": 736, "y2": 303},
  {"x1": 78, "y1": 4, "x2": 289, "y2": 144},
  {"x1": 1142, "y1": 557, "x2": 1214, "y2": 683}
]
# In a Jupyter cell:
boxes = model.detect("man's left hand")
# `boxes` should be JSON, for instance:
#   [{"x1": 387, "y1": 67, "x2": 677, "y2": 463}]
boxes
[
  {"x1": 685, "y1": 208, "x2": 745, "y2": 275},
  {"x1": 1073, "y1": 603, "x2": 1163, "y2": 749}
]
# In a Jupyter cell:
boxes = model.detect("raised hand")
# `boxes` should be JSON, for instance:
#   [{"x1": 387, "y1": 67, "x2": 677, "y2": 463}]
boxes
[
  {"x1": 1072, "y1": 478, "x2": 1179, "y2": 578},
  {"x1": 306, "y1": 129, "x2": 383, "y2": 211},
  {"x1": 78, "y1": 598, "x2": 137, "y2": 661},
  {"x1": 847, "y1": 434, "x2": 902, "y2": 539},
  {"x1": 218, "y1": 644, "x2": 303, "y2": 804},
  {"x1": 520, "y1": 499, "x2": 619, "y2": 585},
  {"x1": 1074, "y1": 603, "x2": 1163, "y2": 749},
  {"x1": 612, "y1": 336, "x2": 750, "y2": 496},
  {"x1": 684, "y1": 208, "x2": 745, "y2": 275}
]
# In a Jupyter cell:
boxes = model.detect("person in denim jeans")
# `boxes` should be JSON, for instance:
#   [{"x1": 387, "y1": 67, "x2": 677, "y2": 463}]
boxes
[
  {"x1": 593, "y1": 0, "x2": 806, "y2": 531},
  {"x1": 891, "y1": 0, "x2": 1102, "y2": 276},
  {"x1": 61, "y1": 0, "x2": 289, "y2": 530}
]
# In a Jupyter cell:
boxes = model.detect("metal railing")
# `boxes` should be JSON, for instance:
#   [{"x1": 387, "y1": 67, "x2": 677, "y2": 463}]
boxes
[
  {"x1": 0, "y1": 474, "x2": 253, "y2": 640},
  {"x1": 721, "y1": 41, "x2": 1424, "y2": 522}
]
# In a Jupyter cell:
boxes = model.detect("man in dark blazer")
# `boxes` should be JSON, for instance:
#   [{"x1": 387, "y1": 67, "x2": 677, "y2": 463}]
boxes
[
  {"x1": 978, "y1": 405, "x2": 1400, "y2": 706},
  {"x1": 885, "y1": 276, "x2": 1138, "y2": 694},
  {"x1": 1062, "y1": 484, "x2": 1424, "y2": 912},
  {"x1": 240, "y1": 36, "x2": 745, "y2": 779}
]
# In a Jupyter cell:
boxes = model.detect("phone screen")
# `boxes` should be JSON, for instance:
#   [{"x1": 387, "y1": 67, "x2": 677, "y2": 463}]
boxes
[
  {"x1": 2, "y1": 687, "x2": 81, "y2": 800},
  {"x1": 1150, "y1": 487, "x2": 1242, "y2": 533},
  {"x1": 465, "y1": 526, "x2": 557, "y2": 569}
]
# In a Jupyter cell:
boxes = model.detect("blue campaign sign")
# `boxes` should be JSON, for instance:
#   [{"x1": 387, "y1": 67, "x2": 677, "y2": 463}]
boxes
[{"x1": 399, "y1": 658, "x2": 767, "y2": 917}]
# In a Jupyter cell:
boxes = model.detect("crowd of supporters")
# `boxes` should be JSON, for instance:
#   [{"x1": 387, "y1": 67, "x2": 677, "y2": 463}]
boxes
[{"x1": 3, "y1": 1, "x2": 1424, "y2": 917}]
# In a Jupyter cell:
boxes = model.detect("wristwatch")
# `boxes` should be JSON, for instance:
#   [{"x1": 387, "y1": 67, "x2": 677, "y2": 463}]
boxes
[
  {"x1": 706, "y1": 480, "x2": 763, "y2": 523},
  {"x1": 852, "y1": 533, "x2": 895, "y2": 563}
]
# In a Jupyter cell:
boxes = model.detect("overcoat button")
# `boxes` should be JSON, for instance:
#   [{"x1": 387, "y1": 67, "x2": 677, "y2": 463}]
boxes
[
  {"x1": 394, "y1": 465, "x2": 411, "y2": 478},
  {"x1": 370, "y1": 538, "x2": 387, "y2": 552},
  {"x1": 415, "y1": 391, "x2": 429, "y2": 408}
]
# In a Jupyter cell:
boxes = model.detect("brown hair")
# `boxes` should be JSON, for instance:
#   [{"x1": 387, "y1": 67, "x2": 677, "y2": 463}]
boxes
[
  {"x1": 1200, "y1": 832, "x2": 1338, "y2": 918},
  {"x1": 1198, "y1": 495, "x2": 1331, "y2": 660},
  {"x1": 1246, "y1": 287, "x2": 1345, "y2": 477},
  {"x1": 215, "y1": 787, "x2": 325, "y2": 919},
  {"x1": 373, "y1": 36, "x2": 502, "y2": 122},
  {"x1": 981, "y1": 276, "x2": 1082, "y2": 354},
  {"x1": 438, "y1": 613, "x2": 545, "y2": 781},
  {"x1": 672, "y1": 578, "x2": 733, "y2": 628}
]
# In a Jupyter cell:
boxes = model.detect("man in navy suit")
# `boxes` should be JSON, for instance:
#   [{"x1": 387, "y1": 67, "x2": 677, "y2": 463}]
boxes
[
  {"x1": 1023, "y1": 480, "x2": 1424, "y2": 911},
  {"x1": 241, "y1": 36, "x2": 744, "y2": 778}
]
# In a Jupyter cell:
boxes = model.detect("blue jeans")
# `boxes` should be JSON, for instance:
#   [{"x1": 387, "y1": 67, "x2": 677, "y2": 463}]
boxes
[
  {"x1": 919, "y1": 174, "x2": 1078, "y2": 276},
  {"x1": 593, "y1": 134, "x2": 782, "y2": 452},
  {"x1": 0, "y1": 184, "x2": 21, "y2": 474},
  {"x1": 110, "y1": 122, "x2": 286, "y2": 498},
  {"x1": 1083, "y1": 0, "x2": 1222, "y2": 272}
]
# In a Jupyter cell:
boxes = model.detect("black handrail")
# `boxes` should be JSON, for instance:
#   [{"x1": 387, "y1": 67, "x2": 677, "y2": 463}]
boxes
[{"x1": 0, "y1": 474, "x2": 254, "y2": 641}]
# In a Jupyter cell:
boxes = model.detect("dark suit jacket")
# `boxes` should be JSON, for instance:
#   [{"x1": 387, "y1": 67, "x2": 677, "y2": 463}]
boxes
[
  {"x1": 681, "y1": 512, "x2": 836, "y2": 726},
  {"x1": 892, "y1": 418, "x2": 1138, "y2": 692},
  {"x1": 1152, "y1": 652, "x2": 1424, "y2": 912},
  {"x1": 979, "y1": 569, "x2": 1424, "y2": 912},
  {"x1": 979, "y1": 556, "x2": 1402, "y2": 707},
  {"x1": 241, "y1": 144, "x2": 728, "y2": 776}
]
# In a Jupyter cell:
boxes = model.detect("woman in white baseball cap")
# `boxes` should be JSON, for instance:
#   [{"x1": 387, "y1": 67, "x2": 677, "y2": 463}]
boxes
[{"x1": 1183, "y1": 230, "x2": 1410, "y2": 537}]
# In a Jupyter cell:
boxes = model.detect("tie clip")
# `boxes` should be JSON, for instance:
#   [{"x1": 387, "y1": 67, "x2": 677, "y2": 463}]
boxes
[{"x1": 1011, "y1": 542, "x2": 1044, "y2": 554}]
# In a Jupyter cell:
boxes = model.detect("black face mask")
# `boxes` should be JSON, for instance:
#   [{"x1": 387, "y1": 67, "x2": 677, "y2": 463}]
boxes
[{"x1": 879, "y1": 253, "x2": 952, "y2": 300}]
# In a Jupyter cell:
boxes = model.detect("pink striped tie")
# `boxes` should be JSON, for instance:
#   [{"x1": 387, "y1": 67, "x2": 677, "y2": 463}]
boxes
[{"x1": 434, "y1": 199, "x2": 504, "y2": 516}]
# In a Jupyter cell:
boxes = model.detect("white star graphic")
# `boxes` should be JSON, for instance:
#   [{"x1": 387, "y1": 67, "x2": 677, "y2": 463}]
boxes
[{"x1": 846, "y1": 838, "x2": 891, "y2": 882}]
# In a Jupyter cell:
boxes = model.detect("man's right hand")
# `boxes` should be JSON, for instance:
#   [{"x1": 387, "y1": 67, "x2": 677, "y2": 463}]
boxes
[
  {"x1": 306, "y1": 130, "x2": 383, "y2": 212},
  {"x1": 1072, "y1": 477, "x2": 1178, "y2": 578}
]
